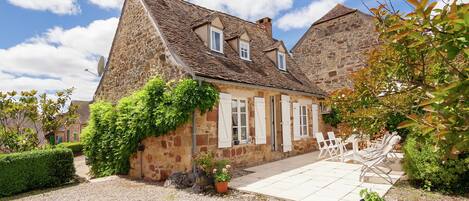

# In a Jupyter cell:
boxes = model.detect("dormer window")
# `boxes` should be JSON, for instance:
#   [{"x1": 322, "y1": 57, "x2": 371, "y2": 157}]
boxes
[
  {"x1": 210, "y1": 27, "x2": 223, "y2": 53},
  {"x1": 277, "y1": 52, "x2": 286, "y2": 70},
  {"x1": 239, "y1": 41, "x2": 250, "y2": 60}
]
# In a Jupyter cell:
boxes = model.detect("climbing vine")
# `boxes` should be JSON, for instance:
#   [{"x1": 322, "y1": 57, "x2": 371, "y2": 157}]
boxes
[{"x1": 82, "y1": 77, "x2": 219, "y2": 177}]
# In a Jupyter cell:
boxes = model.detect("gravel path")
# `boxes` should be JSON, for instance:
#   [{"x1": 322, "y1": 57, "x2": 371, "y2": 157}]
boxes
[
  {"x1": 74, "y1": 155, "x2": 90, "y2": 180},
  {"x1": 6, "y1": 176, "x2": 276, "y2": 201}
]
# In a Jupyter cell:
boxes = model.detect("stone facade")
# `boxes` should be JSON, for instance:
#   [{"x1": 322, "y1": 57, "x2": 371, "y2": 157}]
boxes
[
  {"x1": 292, "y1": 10, "x2": 379, "y2": 93},
  {"x1": 129, "y1": 83, "x2": 328, "y2": 181},
  {"x1": 94, "y1": 0, "x2": 188, "y2": 102}
]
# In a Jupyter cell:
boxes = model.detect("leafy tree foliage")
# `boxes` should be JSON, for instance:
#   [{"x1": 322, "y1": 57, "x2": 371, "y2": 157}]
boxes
[
  {"x1": 82, "y1": 77, "x2": 219, "y2": 177},
  {"x1": 330, "y1": 0, "x2": 467, "y2": 155},
  {"x1": 0, "y1": 89, "x2": 77, "y2": 153},
  {"x1": 329, "y1": 0, "x2": 468, "y2": 193}
]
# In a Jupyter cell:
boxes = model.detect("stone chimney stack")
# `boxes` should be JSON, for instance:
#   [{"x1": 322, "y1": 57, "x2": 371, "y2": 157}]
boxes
[{"x1": 256, "y1": 17, "x2": 272, "y2": 38}]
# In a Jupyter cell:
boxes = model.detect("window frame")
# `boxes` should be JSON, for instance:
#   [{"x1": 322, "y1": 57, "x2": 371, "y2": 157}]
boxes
[
  {"x1": 277, "y1": 52, "x2": 287, "y2": 71},
  {"x1": 210, "y1": 26, "x2": 224, "y2": 53},
  {"x1": 231, "y1": 98, "x2": 249, "y2": 145},
  {"x1": 239, "y1": 40, "x2": 250, "y2": 60},
  {"x1": 299, "y1": 105, "x2": 308, "y2": 137}
]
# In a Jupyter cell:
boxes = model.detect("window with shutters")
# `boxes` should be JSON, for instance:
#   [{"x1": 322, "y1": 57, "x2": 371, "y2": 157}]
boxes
[
  {"x1": 277, "y1": 52, "x2": 286, "y2": 71},
  {"x1": 299, "y1": 105, "x2": 308, "y2": 136},
  {"x1": 231, "y1": 98, "x2": 248, "y2": 144}
]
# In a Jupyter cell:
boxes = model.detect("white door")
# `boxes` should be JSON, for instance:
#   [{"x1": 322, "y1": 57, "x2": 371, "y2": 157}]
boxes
[
  {"x1": 312, "y1": 104, "x2": 319, "y2": 137},
  {"x1": 281, "y1": 95, "x2": 292, "y2": 152}
]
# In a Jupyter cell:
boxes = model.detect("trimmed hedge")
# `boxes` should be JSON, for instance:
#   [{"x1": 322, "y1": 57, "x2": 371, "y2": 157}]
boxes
[
  {"x1": 0, "y1": 149, "x2": 75, "y2": 197},
  {"x1": 57, "y1": 142, "x2": 83, "y2": 155}
]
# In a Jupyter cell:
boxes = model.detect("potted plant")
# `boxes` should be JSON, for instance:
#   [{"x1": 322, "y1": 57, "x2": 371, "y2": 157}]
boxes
[{"x1": 213, "y1": 163, "x2": 231, "y2": 193}]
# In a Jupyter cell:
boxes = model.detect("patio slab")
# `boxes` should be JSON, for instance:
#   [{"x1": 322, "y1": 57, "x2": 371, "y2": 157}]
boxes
[{"x1": 231, "y1": 151, "x2": 404, "y2": 201}]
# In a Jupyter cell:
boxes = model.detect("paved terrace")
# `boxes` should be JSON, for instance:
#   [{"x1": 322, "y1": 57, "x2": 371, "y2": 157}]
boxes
[{"x1": 230, "y1": 151, "x2": 404, "y2": 201}]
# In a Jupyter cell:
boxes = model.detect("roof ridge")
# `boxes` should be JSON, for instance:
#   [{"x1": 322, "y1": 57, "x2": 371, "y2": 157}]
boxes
[{"x1": 178, "y1": 0, "x2": 259, "y2": 26}]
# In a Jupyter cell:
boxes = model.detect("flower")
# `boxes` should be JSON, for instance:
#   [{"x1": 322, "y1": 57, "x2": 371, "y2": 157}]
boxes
[
  {"x1": 226, "y1": 165, "x2": 231, "y2": 169},
  {"x1": 222, "y1": 168, "x2": 228, "y2": 173},
  {"x1": 213, "y1": 168, "x2": 217, "y2": 173}
]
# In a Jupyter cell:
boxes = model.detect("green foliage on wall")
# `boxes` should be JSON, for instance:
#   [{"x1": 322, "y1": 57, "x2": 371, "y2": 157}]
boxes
[
  {"x1": 82, "y1": 77, "x2": 219, "y2": 177},
  {"x1": 0, "y1": 148, "x2": 75, "y2": 197}
]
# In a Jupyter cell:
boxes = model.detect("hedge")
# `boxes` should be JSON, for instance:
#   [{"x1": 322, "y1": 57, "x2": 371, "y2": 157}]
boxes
[
  {"x1": 57, "y1": 142, "x2": 83, "y2": 155},
  {"x1": 0, "y1": 148, "x2": 75, "y2": 197}
]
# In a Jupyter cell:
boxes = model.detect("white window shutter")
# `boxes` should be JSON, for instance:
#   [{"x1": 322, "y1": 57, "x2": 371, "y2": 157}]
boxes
[
  {"x1": 293, "y1": 103, "x2": 301, "y2": 141},
  {"x1": 218, "y1": 93, "x2": 232, "y2": 148},
  {"x1": 312, "y1": 104, "x2": 319, "y2": 138},
  {"x1": 254, "y1": 97, "x2": 266, "y2": 144},
  {"x1": 281, "y1": 95, "x2": 292, "y2": 152}
]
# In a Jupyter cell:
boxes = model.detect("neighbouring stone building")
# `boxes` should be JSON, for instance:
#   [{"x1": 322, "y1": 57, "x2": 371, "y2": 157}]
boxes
[
  {"x1": 291, "y1": 4, "x2": 379, "y2": 93},
  {"x1": 94, "y1": 0, "x2": 330, "y2": 181},
  {"x1": 54, "y1": 100, "x2": 90, "y2": 144}
]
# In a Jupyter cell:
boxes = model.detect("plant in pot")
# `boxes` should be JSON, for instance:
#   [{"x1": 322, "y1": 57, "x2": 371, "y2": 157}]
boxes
[{"x1": 213, "y1": 161, "x2": 231, "y2": 193}]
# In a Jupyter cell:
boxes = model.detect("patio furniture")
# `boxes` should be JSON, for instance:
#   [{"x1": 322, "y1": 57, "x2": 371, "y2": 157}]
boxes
[
  {"x1": 365, "y1": 131, "x2": 399, "y2": 158},
  {"x1": 315, "y1": 132, "x2": 340, "y2": 159},
  {"x1": 358, "y1": 135, "x2": 401, "y2": 184},
  {"x1": 327, "y1": 131, "x2": 347, "y2": 152}
]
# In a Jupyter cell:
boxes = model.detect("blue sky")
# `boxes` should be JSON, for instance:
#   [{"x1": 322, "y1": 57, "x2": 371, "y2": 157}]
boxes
[{"x1": 0, "y1": 0, "x2": 447, "y2": 100}]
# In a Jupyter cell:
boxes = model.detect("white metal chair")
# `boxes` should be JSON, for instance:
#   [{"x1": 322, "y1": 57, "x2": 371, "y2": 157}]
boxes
[
  {"x1": 358, "y1": 135, "x2": 401, "y2": 184},
  {"x1": 315, "y1": 132, "x2": 340, "y2": 158}
]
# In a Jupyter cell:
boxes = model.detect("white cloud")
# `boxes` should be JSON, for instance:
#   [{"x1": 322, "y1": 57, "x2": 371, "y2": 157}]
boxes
[
  {"x1": 89, "y1": 0, "x2": 124, "y2": 9},
  {"x1": 277, "y1": 0, "x2": 345, "y2": 31},
  {"x1": 0, "y1": 18, "x2": 119, "y2": 101},
  {"x1": 435, "y1": 0, "x2": 468, "y2": 9},
  {"x1": 7, "y1": 0, "x2": 80, "y2": 15},
  {"x1": 187, "y1": 0, "x2": 293, "y2": 21}
]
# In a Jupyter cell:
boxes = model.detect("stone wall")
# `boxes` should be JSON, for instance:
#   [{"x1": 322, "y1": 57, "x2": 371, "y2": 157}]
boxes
[
  {"x1": 94, "y1": 0, "x2": 188, "y2": 102},
  {"x1": 129, "y1": 83, "x2": 329, "y2": 181},
  {"x1": 292, "y1": 11, "x2": 379, "y2": 93}
]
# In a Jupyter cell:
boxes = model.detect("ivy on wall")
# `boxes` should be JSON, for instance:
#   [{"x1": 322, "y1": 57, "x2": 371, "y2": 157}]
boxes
[{"x1": 82, "y1": 77, "x2": 219, "y2": 177}]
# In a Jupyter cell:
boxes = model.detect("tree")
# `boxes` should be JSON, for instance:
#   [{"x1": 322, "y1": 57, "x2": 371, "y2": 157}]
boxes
[
  {"x1": 0, "y1": 89, "x2": 77, "y2": 153},
  {"x1": 329, "y1": 0, "x2": 467, "y2": 156}
]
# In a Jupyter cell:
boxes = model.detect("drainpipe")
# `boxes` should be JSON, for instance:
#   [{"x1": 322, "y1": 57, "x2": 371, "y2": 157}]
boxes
[{"x1": 191, "y1": 79, "x2": 202, "y2": 173}]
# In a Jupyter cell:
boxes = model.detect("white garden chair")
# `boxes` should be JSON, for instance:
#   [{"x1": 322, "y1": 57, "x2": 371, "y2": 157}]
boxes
[
  {"x1": 315, "y1": 132, "x2": 340, "y2": 159},
  {"x1": 358, "y1": 135, "x2": 401, "y2": 184},
  {"x1": 327, "y1": 131, "x2": 347, "y2": 152}
]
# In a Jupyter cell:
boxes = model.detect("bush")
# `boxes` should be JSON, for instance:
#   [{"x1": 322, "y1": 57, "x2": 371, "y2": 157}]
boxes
[
  {"x1": 360, "y1": 189, "x2": 384, "y2": 201},
  {"x1": 82, "y1": 77, "x2": 219, "y2": 177},
  {"x1": 403, "y1": 135, "x2": 469, "y2": 194},
  {"x1": 0, "y1": 148, "x2": 75, "y2": 197},
  {"x1": 56, "y1": 142, "x2": 83, "y2": 155}
]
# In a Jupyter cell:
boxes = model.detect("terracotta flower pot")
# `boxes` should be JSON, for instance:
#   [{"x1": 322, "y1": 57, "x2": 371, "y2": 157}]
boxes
[{"x1": 215, "y1": 181, "x2": 228, "y2": 193}]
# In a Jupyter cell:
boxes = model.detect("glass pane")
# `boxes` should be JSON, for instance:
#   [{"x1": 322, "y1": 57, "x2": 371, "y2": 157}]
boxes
[
  {"x1": 241, "y1": 127, "x2": 247, "y2": 140},
  {"x1": 232, "y1": 128, "x2": 238, "y2": 140},
  {"x1": 232, "y1": 113, "x2": 238, "y2": 126},
  {"x1": 302, "y1": 106, "x2": 307, "y2": 115},
  {"x1": 212, "y1": 31, "x2": 221, "y2": 51},
  {"x1": 241, "y1": 113, "x2": 246, "y2": 126},
  {"x1": 232, "y1": 100, "x2": 237, "y2": 112},
  {"x1": 302, "y1": 125, "x2": 307, "y2": 135},
  {"x1": 240, "y1": 100, "x2": 246, "y2": 112}
]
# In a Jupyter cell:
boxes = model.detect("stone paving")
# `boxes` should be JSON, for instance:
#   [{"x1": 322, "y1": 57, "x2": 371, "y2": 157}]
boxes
[{"x1": 230, "y1": 152, "x2": 404, "y2": 201}]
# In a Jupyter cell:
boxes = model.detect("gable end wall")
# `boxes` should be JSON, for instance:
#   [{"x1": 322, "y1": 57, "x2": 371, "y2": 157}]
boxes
[
  {"x1": 94, "y1": 0, "x2": 188, "y2": 102},
  {"x1": 293, "y1": 12, "x2": 379, "y2": 93}
]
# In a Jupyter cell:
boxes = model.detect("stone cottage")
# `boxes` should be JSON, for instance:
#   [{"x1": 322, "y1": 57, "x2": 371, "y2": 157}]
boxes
[
  {"x1": 54, "y1": 100, "x2": 90, "y2": 144},
  {"x1": 94, "y1": 0, "x2": 329, "y2": 181},
  {"x1": 291, "y1": 4, "x2": 379, "y2": 93}
]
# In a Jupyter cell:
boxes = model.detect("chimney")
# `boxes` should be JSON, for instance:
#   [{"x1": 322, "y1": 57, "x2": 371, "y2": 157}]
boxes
[{"x1": 256, "y1": 17, "x2": 272, "y2": 38}]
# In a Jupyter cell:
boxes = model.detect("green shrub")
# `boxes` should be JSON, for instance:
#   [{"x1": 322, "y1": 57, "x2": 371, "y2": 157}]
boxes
[
  {"x1": 403, "y1": 135, "x2": 469, "y2": 194},
  {"x1": 82, "y1": 77, "x2": 219, "y2": 177},
  {"x1": 359, "y1": 189, "x2": 384, "y2": 201},
  {"x1": 0, "y1": 148, "x2": 75, "y2": 197},
  {"x1": 56, "y1": 142, "x2": 83, "y2": 155}
]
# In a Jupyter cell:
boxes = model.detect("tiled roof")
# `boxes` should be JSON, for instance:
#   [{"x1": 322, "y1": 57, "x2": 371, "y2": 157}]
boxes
[
  {"x1": 71, "y1": 100, "x2": 90, "y2": 124},
  {"x1": 142, "y1": 0, "x2": 326, "y2": 96},
  {"x1": 313, "y1": 4, "x2": 357, "y2": 25}
]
